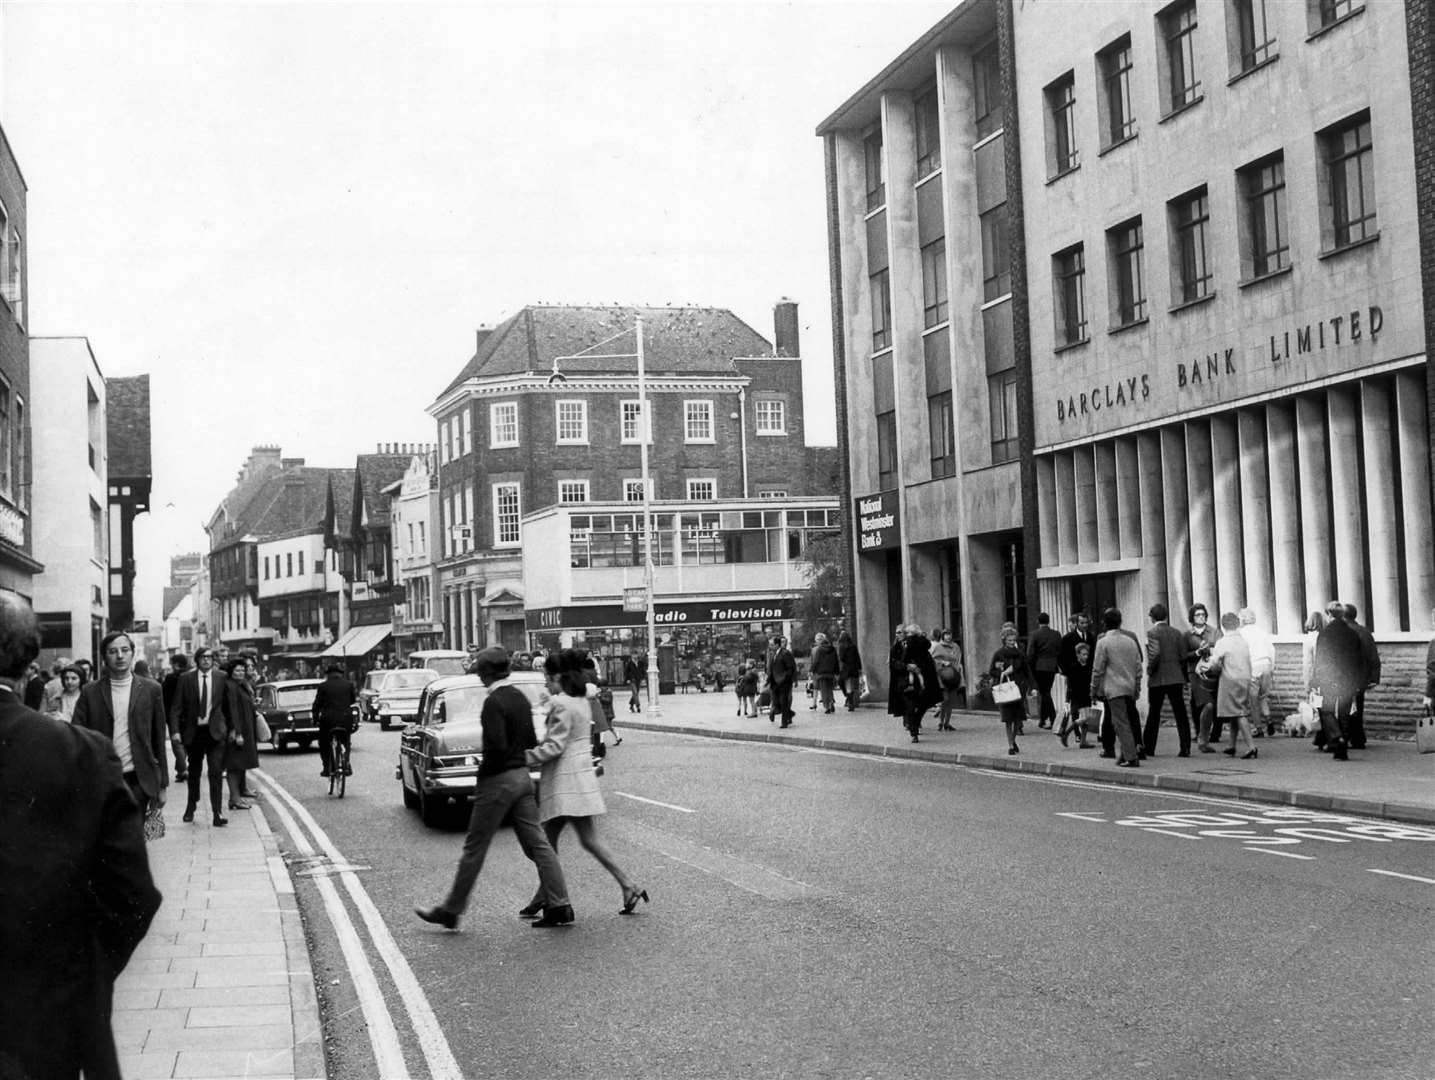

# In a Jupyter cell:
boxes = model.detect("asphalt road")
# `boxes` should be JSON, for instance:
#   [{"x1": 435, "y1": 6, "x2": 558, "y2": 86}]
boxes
[{"x1": 255, "y1": 723, "x2": 1435, "y2": 1080}]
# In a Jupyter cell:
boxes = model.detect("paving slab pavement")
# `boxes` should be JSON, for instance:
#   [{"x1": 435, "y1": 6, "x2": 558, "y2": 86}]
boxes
[
  {"x1": 114, "y1": 796, "x2": 325, "y2": 1080},
  {"x1": 615, "y1": 690, "x2": 1435, "y2": 825}
]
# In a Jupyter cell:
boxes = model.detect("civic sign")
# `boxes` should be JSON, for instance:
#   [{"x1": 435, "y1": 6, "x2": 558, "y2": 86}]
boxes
[
  {"x1": 526, "y1": 597, "x2": 795, "y2": 631},
  {"x1": 855, "y1": 489, "x2": 900, "y2": 552},
  {"x1": 622, "y1": 587, "x2": 647, "y2": 613}
]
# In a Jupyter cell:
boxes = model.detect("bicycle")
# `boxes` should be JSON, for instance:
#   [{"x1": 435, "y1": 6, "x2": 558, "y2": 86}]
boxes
[{"x1": 328, "y1": 727, "x2": 352, "y2": 798}]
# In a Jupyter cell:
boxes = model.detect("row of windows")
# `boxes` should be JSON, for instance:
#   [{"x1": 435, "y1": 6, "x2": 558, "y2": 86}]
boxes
[
  {"x1": 566, "y1": 509, "x2": 840, "y2": 570},
  {"x1": 1050, "y1": 110, "x2": 1375, "y2": 347},
  {"x1": 262, "y1": 551, "x2": 306, "y2": 580},
  {"x1": 440, "y1": 396, "x2": 788, "y2": 459},
  {"x1": 0, "y1": 377, "x2": 26, "y2": 510},
  {"x1": 1045, "y1": 0, "x2": 1364, "y2": 180},
  {"x1": 0, "y1": 197, "x2": 24, "y2": 329}
]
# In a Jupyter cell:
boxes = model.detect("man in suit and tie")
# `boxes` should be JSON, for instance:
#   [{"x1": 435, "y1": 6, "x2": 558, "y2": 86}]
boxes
[
  {"x1": 1026, "y1": 612, "x2": 1064, "y2": 729},
  {"x1": 1144, "y1": 603, "x2": 1192, "y2": 756},
  {"x1": 768, "y1": 636, "x2": 797, "y2": 728},
  {"x1": 73, "y1": 630, "x2": 173, "y2": 822},
  {"x1": 0, "y1": 594, "x2": 162, "y2": 1080},
  {"x1": 167, "y1": 646, "x2": 230, "y2": 827}
]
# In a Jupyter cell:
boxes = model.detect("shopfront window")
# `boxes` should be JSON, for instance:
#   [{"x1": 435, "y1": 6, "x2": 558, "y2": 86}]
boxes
[{"x1": 567, "y1": 509, "x2": 840, "y2": 569}]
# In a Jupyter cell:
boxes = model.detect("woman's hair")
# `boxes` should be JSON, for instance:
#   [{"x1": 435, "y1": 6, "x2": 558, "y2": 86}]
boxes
[
  {"x1": 542, "y1": 648, "x2": 589, "y2": 697},
  {"x1": 1303, "y1": 610, "x2": 1326, "y2": 634},
  {"x1": 1188, "y1": 603, "x2": 1208, "y2": 622},
  {"x1": 61, "y1": 664, "x2": 84, "y2": 685},
  {"x1": 1000, "y1": 626, "x2": 1018, "y2": 644},
  {"x1": 224, "y1": 657, "x2": 250, "y2": 677}
]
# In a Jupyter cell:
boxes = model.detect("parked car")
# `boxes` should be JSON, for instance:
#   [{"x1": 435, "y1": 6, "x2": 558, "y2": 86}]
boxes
[
  {"x1": 360, "y1": 668, "x2": 439, "y2": 730},
  {"x1": 255, "y1": 679, "x2": 325, "y2": 751},
  {"x1": 397, "y1": 671, "x2": 547, "y2": 826},
  {"x1": 406, "y1": 649, "x2": 471, "y2": 677}
]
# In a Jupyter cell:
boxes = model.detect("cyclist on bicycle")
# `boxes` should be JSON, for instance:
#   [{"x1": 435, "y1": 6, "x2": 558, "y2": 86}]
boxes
[{"x1": 312, "y1": 664, "x2": 357, "y2": 778}]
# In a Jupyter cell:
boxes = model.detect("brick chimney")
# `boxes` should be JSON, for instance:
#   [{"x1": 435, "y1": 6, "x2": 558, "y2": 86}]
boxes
[{"x1": 773, "y1": 298, "x2": 799, "y2": 357}]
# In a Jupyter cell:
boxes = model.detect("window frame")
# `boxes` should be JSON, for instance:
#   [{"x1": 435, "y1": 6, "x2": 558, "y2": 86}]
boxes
[
  {"x1": 620, "y1": 399, "x2": 652, "y2": 444},
  {"x1": 492, "y1": 482, "x2": 521, "y2": 548},
  {"x1": 1098, "y1": 35, "x2": 1137, "y2": 148},
  {"x1": 914, "y1": 86, "x2": 941, "y2": 178},
  {"x1": 1233, "y1": 0, "x2": 1276, "y2": 72},
  {"x1": 979, "y1": 209, "x2": 1011, "y2": 302},
  {"x1": 555, "y1": 399, "x2": 589, "y2": 445},
  {"x1": 489, "y1": 401, "x2": 519, "y2": 449},
  {"x1": 921, "y1": 237, "x2": 950, "y2": 326},
  {"x1": 685, "y1": 478, "x2": 717, "y2": 501},
  {"x1": 1320, "y1": 112, "x2": 1376, "y2": 251},
  {"x1": 1239, "y1": 152, "x2": 1290, "y2": 280},
  {"x1": 1053, "y1": 244, "x2": 1088, "y2": 347},
  {"x1": 876, "y1": 410, "x2": 898, "y2": 490},
  {"x1": 871, "y1": 269, "x2": 892, "y2": 352},
  {"x1": 1044, "y1": 72, "x2": 1079, "y2": 179},
  {"x1": 928, "y1": 390, "x2": 955, "y2": 479},
  {"x1": 754, "y1": 398, "x2": 787, "y2": 436},
  {"x1": 683, "y1": 399, "x2": 715, "y2": 444},
  {"x1": 1169, "y1": 187, "x2": 1213, "y2": 305},
  {"x1": 1160, "y1": 0, "x2": 1202, "y2": 114},
  {"x1": 973, "y1": 40, "x2": 1004, "y2": 139},
  {"x1": 989, "y1": 372, "x2": 1019, "y2": 464},
  {"x1": 558, "y1": 479, "x2": 590, "y2": 504},
  {"x1": 1107, "y1": 217, "x2": 1148, "y2": 328},
  {"x1": 622, "y1": 478, "x2": 653, "y2": 502},
  {"x1": 864, "y1": 128, "x2": 886, "y2": 211}
]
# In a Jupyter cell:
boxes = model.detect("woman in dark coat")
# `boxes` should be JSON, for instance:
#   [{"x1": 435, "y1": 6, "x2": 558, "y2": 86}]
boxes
[
  {"x1": 223, "y1": 657, "x2": 261, "y2": 810},
  {"x1": 989, "y1": 626, "x2": 1033, "y2": 755},
  {"x1": 836, "y1": 630, "x2": 863, "y2": 711},
  {"x1": 886, "y1": 626, "x2": 909, "y2": 720}
]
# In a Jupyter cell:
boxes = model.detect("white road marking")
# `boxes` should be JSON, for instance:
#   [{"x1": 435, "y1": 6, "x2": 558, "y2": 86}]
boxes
[
  {"x1": 1248, "y1": 849, "x2": 1315, "y2": 861},
  {"x1": 1366, "y1": 869, "x2": 1435, "y2": 885},
  {"x1": 258, "y1": 771, "x2": 464, "y2": 1080},
  {"x1": 1138, "y1": 828, "x2": 1201, "y2": 841},
  {"x1": 613, "y1": 791, "x2": 696, "y2": 813},
  {"x1": 258, "y1": 778, "x2": 410, "y2": 1078},
  {"x1": 1055, "y1": 812, "x2": 1108, "y2": 822}
]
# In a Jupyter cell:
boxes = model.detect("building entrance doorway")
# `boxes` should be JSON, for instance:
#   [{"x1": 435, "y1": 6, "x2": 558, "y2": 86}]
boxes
[{"x1": 1068, "y1": 574, "x2": 1118, "y2": 622}]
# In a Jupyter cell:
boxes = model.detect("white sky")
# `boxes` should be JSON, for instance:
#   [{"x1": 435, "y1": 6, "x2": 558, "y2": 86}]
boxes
[{"x1": 2, "y1": 0, "x2": 953, "y2": 622}]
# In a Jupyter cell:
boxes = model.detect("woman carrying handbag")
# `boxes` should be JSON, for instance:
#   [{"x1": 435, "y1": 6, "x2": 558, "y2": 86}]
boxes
[{"x1": 989, "y1": 626, "x2": 1033, "y2": 756}]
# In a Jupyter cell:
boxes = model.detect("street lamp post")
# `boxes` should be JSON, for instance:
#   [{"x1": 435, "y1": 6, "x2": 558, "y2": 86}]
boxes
[{"x1": 550, "y1": 317, "x2": 661, "y2": 716}]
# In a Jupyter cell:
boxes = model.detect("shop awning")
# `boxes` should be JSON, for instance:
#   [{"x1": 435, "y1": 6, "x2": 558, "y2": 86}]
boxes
[{"x1": 319, "y1": 624, "x2": 392, "y2": 658}]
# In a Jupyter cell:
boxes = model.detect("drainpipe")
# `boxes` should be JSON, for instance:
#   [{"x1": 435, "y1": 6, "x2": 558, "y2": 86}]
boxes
[{"x1": 738, "y1": 386, "x2": 750, "y2": 498}]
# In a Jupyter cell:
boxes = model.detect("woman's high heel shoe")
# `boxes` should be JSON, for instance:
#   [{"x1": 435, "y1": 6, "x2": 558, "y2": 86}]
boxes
[{"x1": 620, "y1": 886, "x2": 649, "y2": 915}]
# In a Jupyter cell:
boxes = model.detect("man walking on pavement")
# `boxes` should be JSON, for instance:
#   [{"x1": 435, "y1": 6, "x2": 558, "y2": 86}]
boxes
[
  {"x1": 768, "y1": 635, "x2": 797, "y2": 728},
  {"x1": 1091, "y1": 607, "x2": 1144, "y2": 767},
  {"x1": 312, "y1": 664, "x2": 357, "y2": 778},
  {"x1": 0, "y1": 593, "x2": 161, "y2": 1080},
  {"x1": 1026, "y1": 612, "x2": 1062, "y2": 729},
  {"x1": 1344, "y1": 602, "x2": 1380, "y2": 750},
  {"x1": 1239, "y1": 607, "x2": 1275, "y2": 736},
  {"x1": 1144, "y1": 603, "x2": 1191, "y2": 756},
  {"x1": 1314, "y1": 600, "x2": 1363, "y2": 761},
  {"x1": 416, "y1": 646, "x2": 572, "y2": 930},
  {"x1": 168, "y1": 646, "x2": 230, "y2": 827}
]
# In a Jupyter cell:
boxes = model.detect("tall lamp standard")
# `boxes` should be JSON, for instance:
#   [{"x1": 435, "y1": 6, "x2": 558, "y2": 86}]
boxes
[{"x1": 549, "y1": 316, "x2": 661, "y2": 715}]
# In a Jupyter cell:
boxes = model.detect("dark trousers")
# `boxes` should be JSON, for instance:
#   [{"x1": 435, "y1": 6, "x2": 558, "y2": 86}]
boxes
[
  {"x1": 441, "y1": 767, "x2": 569, "y2": 916},
  {"x1": 319, "y1": 722, "x2": 350, "y2": 774},
  {"x1": 1144, "y1": 684, "x2": 1191, "y2": 754},
  {"x1": 184, "y1": 731, "x2": 226, "y2": 815},
  {"x1": 1034, "y1": 670, "x2": 1058, "y2": 723},
  {"x1": 1348, "y1": 691, "x2": 1368, "y2": 748},
  {"x1": 770, "y1": 681, "x2": 794, "y2": 725},
  {"x1": 1319, "y1": 696, "x2": 1355, "y2": 748}
]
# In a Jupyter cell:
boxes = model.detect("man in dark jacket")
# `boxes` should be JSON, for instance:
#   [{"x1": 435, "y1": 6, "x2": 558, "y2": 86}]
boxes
[
  {"x1": 0, "y1": 594, "x2": 161, "y2": 1080},
  {"x1": 168, "y1": 647, "x2": 230, "y2": 826},
  {"x1": 768, "y1": 636, "x2": 797, "y2": 727},
  {"x1": 73, "y1": 631, "x2": 172, "y2": 815},
  {"x1": 312, "y1": 665, "x2": 358, "y2": 778},
  {"x1": 1314, "y1": 601, "x2": 1364, "y2": 760},
  {"x1": 808, "y1": 633, "x2": 840, "y2": 714},
  {"x1": 1026, "y1": 613, "x2": 1063, "y2": 729},
  {"x1": 1344, "y1": 602, "x2": 1380, "y2": 750},
  {"x1": 1144, "y1": 603, "x2": 1191, "y2": 756}
]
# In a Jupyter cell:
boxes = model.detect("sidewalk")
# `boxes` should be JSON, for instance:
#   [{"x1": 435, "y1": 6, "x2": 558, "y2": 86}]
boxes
[
  {"x1": 617, "y1": 690, "x2": 1435, "y2": 825},
  {"x1": 113, "y1": 796, "x2": 324, "y2": 1080}
]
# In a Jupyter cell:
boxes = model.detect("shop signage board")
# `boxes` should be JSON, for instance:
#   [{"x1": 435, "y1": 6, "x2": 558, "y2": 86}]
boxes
[
  {"x1": 622, "y1": 587, "x2": 647, "y2": 613},
  {"x1": 527, "y1": 597, "x2": 795, "y2": 631},
  {"x1": 855, "y1": 489, "x2": 900, "y2": 552}
]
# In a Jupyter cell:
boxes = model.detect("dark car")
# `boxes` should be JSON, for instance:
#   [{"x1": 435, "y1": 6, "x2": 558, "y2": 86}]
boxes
[
  {"x1": 255, "y1": 679, "x2": 325, "y2": 751},
  {"x1": 397, "y1": 671, "x2": 547, "y2": 826}
]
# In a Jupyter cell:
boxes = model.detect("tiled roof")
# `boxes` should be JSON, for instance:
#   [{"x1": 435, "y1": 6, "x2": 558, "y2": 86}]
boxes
[
  {"x1": 247, "y1": 467, "x2": 336, "y2": 539},
  {"x1": 106, "y1": 375, "x2": 152, "y2": 478},
  {"x1": 327, "y1": 468, "x2": 357, "y2": 542},
  {"x1": 437, "y1": 305, "x2": 774, "y2": 399},
  {"x1": 162, "y1": 586, "x2": 190, "y2": 621},
  {"x1": 353, "y1": 454, "x2": 411, "y2": 532}
]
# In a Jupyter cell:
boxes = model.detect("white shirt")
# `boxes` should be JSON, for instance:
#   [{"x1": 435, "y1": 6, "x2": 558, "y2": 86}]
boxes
[
  {"x1": 1241, "y1": 624, "x2": 1275, "y2": 674},
  {"x1": 108, "y1": 674, "x2": 135, "y2": 773}
]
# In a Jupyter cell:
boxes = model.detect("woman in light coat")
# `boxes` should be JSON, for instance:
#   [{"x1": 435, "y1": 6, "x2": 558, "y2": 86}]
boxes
[
  {"x1": 930, "y1": 629, "x2": 964, "y2": 731},
  {"x1": 522, "y1": 649, "x2": 648, "y2": 917}
]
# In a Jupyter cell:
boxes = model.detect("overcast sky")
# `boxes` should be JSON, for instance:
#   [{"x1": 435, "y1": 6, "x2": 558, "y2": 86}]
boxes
[{"x1": 2, "y1": 0, "x2": 952, "y2": 622}]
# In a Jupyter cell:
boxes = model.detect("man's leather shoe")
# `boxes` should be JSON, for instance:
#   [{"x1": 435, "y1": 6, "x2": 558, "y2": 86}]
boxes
[
  {"x1": 212, "y1": 815, "x2": 228, "y2": 827},
  {"x1": 531, "y1": 904, "x2": 575, "y2": 928},
  {"x1": 1177, "y1": 750, "x2": 1190, "y2": 757},
  {"x1": 320, "y1": 768, "x2": 331, "y2": 777},
  {"x1": 414, "y1": 906, "x2": 458, "y2": 930},
  {"x1": 182, "y1": 804, "x2": 196, "y2": 823}
]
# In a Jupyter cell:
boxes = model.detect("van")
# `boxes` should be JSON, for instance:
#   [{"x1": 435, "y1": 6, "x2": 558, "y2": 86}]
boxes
[{"x1": 406, "y1": 649, "x2": 470, "y2": 677}]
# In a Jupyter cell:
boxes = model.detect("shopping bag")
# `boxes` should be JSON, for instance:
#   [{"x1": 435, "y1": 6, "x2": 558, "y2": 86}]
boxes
[
  {"x1": 757, "y1": 688, "x2": 772, "y2": 709},
  {"x1": 143, "y1": 802, "x2": 166, "y2": 842},
  {"x1": 255, "y1": 712, "x2": 272, "y2": 743},
  {"x1": 991, "y1": 678, "x2": 1022, "y2": 705},
  {"x1": 858, "y1": 674, "x2": 871, "y2": 702},
  {"x1": 1417, "y1": 706, "x2": 1435, "y2": 755},
  {"x1": 1025, "y1": 689, "x2": 1041, "y2": 718}
]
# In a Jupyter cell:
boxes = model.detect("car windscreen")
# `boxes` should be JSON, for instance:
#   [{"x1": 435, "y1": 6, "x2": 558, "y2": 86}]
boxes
[
  {"x1": 386, "y1": 670, "x2": 436, "y2": 689},
  {"x1": 435, "y1": 681, "x2": 543, "y2": 723},
  {"x1": 273, "y1": 687, "x2": 319, "y2": 709},
  {"x1": 363, "y1": 674, "x2": 385, "y2": 691},
  {"x1": 426, "y1": 658, "x2": 467, "y2": 676}
]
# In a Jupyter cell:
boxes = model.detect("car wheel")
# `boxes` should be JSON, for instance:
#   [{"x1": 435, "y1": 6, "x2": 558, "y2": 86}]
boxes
[
  {"x1": 380, "y1": 717, "x2": 392, "y2": 732},
  {"x1": 298, "y1": 738, "x2": 313, "y2": 751},
  {"x1": 402, "y1": 779, "x2": 419, "y2": 809},
  {"x1": 419, "y1": 788, "x2": 444, "y2": 826}
]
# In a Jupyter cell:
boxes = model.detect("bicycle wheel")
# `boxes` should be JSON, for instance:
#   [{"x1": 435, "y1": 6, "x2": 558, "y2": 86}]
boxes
[
  {"x1": 336, "y1": 744, "x2": 347, "y2": 798},
  {"x1": 328, "y1": 735, "x2": 341, "y2": 797}
]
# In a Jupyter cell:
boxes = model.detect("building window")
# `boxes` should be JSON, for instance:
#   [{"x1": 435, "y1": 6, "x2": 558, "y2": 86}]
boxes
[
  {"x1": 864, "y1": 128, "x2": 885, "y2": 211},
  {"x1": 12, "y1": 398, "x2": 22, "y2": 511},
  {"x1": 460, "y1": 409, "x2": 471, "y2": 454},
  {"x1": 757, "y1": 489, "x2": 789, "y2": 499},
  {"x1": 871, "y1": 269, "x2": 892, "y2": 352},
  {"x1": 686, "y1": 478, "x2": 716, "y2": 501},
  {"x1": 1045, "y1": 72, "x2": 1078, "y2": 178},
  {"x1": 439, "y1": 419, "x2": 450, "y2": 464},
  {"x1": 286, "y1": 553, "x2": 294, "y2": 577},
  {"x1": 91, "y1": 498, "x2": 104, "y2": 562},
  {"x1": 973, "y1": 40, "x2": 1003, "y2": 139},
  {"x1": 989, "y1": 372, "x2": 1019, "y2": 464},
  {"x1": 298, "y1": 551, "x2": 304, "y2": 575},
  {"x1": 1316, "y1": 0, "x2": 1358, "y2": 29},
  {"x1": 493, "y1": 483, "x2": 521, "y2": 546},
  {"x1": 1239, "y1": 153, "x2": 1289, "y2": 278},
  {"x1": 464, "y1": 489, "x2": 474, "y2": 551},
  {"x1": 1233, "y1": 0, "x2": 1275, "y2": 71},
  {"x1": 1160, "y1": 1, "x2": 1201, "y2": 113},
  {"x1": 558, "y1": 480, "x2": 589, "y2": 504},
  {"x1": 622, "y1": 478, "x2": 652, "y2": 502},
  {"x1": 683, "y1": 400, "x2": 714, "y2": 443},
  {"x1": 755, "y1": 399, "x2": 787, "y2": 435},
  {"x1": 979, "y1": 209, "x2": 1011, "y2": 301},
  {"x1": 928, "y1": 391, "x2": 955, "y2": 479},
  {"x1": 1320, "y1": 112, "x2": 1376, "y2": 250},
  {"x1": 555, "y1": 399, "x2": 588, "y2": 444},
  {"x1": 1098, "y1": 36, "x2": 1136, "y2": 147},
  {"x1": 449, "y1": 415, "x2": 461, "y2": 460},
  {"x1": 1169, "y1": 188, "x2": 1213, "y2": 304},
  {"x1": 915, "y1": 87, "x2": 941, "y2": 178},
  {"x1": 620, "y1": 399, "x2": 652, "y2": 443},
  {"x1": 490, "y1": 402, "x2": 518, "y2": 448},
  {"x1": 1108, "y1": 218, "x2": 1147, "y2": 327},
  {"x1": 1, "y1": 220, "x2": 22, "y2": 329},
  {"x1": 1053, "y1": 244, "x2": 1088, "y2": 347},
  {"x1": 921, "y1": 238, "x2": 949, "y2": 326},
  {"x1": 263, "y1": 556, "x2": 270, "y2": 580},
  {"x1": 876, "y1": 410, "x2": 897, "y2": 490}
]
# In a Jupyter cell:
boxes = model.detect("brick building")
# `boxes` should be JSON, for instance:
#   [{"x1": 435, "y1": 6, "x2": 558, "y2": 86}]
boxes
[
  {"x1": 426, "y1": 302, "x2": 841, "y2": 653},
  {"x1": 0, "y1": 123, "x2": 39, "y2": 600}
]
